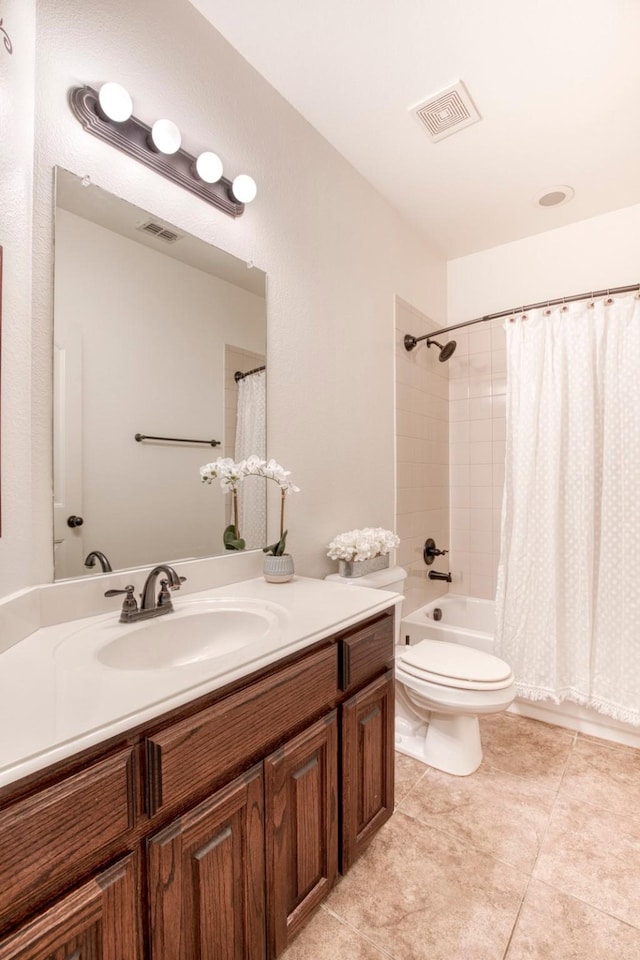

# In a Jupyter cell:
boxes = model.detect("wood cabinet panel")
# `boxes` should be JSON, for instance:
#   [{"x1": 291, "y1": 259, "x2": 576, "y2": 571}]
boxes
[
  {"x1": 341, "y1": 671, "x2": 395, "y2": 872},
  {"x1": 338, "y1": 611, "x2": 394, "y2": 693},
  {"x1": 147, "y1": 765, "x2": 265, "y2": 960},
  {"x1": 265, "y1": 712, "x2": 338, "y2": 958},
  {"x1": 0, "y1": 749, "x2": 135, "y2": 932},
  {"x1": 145, "y1": 644, "x2": 337, "y2": 816},
  {"x1": 0, "y1": 852, "x2": 140, "y2": 960}
]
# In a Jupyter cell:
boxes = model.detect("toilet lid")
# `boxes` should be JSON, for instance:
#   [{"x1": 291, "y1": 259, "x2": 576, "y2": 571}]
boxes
[{"x1": 398, "y1": 640, "x2": 514, "y2": 690}]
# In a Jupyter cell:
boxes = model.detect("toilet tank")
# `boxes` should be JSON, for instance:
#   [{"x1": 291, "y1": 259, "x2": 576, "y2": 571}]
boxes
[{"x1": 325, "y1": 566, "x2": 407, "y2": 643}]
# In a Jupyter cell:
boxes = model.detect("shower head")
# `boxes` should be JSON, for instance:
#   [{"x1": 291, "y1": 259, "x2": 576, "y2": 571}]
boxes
[{"x1": 427, "y1": 338, "x2": 457, "y2": 362}]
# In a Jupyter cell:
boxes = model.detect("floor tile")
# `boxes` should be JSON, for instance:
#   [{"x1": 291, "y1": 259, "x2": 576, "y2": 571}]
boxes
[
  {"x1": 325, "y1": 810, "x2": 527, "y2": 960},
  {"x1": 534, "y1": 796, "x2": 640, "y2": 927},
  {"x1": 280, "y1": 908, "x2": 390, "y2": 960},
  {"x1": 505, "y1": 880, "x2": 640, "y2": 959},
  {"x1": 560, "y1": 737, "x2": 640, "y2": 818},
  {"x1": 398, "y1": 764, "x2": 555, "y2": 872},
  {"x1": 394, "y1": 752, "x2": 428, "y2": 806},
  {"x1": 480, "y1": 714, "x2": 575, "y2": 789}
]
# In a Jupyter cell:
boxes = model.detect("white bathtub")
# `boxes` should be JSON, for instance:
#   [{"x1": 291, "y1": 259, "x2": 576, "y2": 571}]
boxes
[
  {"x1": 401, "y1": 594, "x2": 495, "y2": 653},
  {"x1": 400, "y1": 594, "x2": 640, "y2": 749}
]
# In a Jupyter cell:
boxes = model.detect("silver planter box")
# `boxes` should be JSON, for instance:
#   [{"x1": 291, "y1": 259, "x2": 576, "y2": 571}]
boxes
[{"x1": 337, "y1": 555, "x2": 390, "y2": 578}]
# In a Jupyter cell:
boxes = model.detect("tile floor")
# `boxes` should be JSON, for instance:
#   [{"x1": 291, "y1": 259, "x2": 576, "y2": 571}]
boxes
[{"x1": 282, "y1": 713, "x2": 640, "y2": 960}]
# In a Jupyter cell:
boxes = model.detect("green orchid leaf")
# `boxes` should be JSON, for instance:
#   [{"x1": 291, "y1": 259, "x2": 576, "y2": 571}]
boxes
[{"x1": 223, "y1": 524, "x2": 245, "y2": 551}]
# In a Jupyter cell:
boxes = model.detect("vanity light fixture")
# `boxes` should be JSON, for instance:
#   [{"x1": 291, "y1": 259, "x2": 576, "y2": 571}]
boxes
[
  {"x1": 231, "y1": 174, "x2": 258, "y2": 204},
  {"x1": 195, "y1": 151, "x2": 223, "y2": 184},
  {"x1": 97, "y1": 82, "x2": 133, "y2": 123},
  {"x1": 149, "y1": 118, "x2": 182, "y2": 155},
  {"x1": 69, "y1": 84, "x2": 257, "y2": 218}
]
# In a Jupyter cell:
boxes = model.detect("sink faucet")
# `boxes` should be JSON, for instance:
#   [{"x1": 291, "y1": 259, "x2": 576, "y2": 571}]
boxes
[
  {"x1": 140, "y1": 564, "x2": 185, "y2": 612},
  {"x1": 105, "y1": 565, "x2": 186, "y2": 623}
]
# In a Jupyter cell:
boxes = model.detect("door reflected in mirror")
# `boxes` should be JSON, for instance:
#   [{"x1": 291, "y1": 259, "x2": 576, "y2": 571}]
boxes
[{"x1": 53, "y1": 168, "x2": 267, "y2": 580}]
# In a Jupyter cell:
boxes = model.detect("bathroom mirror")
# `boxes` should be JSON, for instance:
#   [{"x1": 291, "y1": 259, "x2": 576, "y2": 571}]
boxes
[{"x1": 53, "y1": 168, "x2": 267, "y2": 580}]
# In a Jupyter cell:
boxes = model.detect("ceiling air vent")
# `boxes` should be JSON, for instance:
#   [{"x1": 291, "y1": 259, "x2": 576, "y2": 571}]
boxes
[
  {"x1": 412, "y1": 80, "x2": 481, "y2": 142},
  {"x1": 136, "y1": 220, "x2": 182, "y2": 243}
]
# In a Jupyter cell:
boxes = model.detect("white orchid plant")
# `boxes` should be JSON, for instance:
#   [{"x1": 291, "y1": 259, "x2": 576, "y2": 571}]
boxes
[
  {"x1": 200, "y1": 455, "x2": 300, "y2": 555},
  {"x1": 327, "y1": 527, "x2": 400, "y2": 563}
]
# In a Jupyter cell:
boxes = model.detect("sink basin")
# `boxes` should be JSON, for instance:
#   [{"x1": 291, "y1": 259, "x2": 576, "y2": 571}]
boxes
[{"x1": 55, "y1": 597, "x2": 288, "y2": 672}]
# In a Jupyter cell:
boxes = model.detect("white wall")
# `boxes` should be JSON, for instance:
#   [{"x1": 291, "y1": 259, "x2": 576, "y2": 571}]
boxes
[
  {"x1": 0, "y1": 0, "x2": 446, "y2": 598},
  {"x1": 54, "y1": 209, "x2": 265, "y2": 576},
  {"x1": 447, "y1": 203, "x2": 640, "y2": 597},
  {"x1": 448, "y1": 203, "x2": 640, "y2": 322},
  {"x1": 0, "y1": 0, "x2": 36, "y2": 595}
]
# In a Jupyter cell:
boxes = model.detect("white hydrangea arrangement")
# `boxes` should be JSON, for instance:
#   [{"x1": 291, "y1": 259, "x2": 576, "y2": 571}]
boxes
[
  {"x1": 327, "y1": 527, "x2": 400, "y2": 563},
  {"x1": 200, "y1": 455, "x2": 299, "y2": 554}
]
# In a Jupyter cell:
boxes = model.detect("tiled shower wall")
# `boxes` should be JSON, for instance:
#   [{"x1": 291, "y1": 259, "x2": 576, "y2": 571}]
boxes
[
  {"x1": 396, "y1": 303, "x2": 507, "y2": 607},
  {"x1": 448, "y1": 319, "x2": 507, "y2": 599},
  {"x1": 395, "y1": 299, "x2": 450, "y2": 615}
]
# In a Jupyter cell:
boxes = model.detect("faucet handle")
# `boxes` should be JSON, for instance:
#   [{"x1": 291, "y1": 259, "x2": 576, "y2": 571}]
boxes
[
  {"x1": 423, "y1": 538, "x2": 449, "y2": 565},
  {"x1": 157, "y1": 575, "x2": 186, "y2": 607},
  {"x1": 158, "y1": 579, "x2": 173, "y2": 608},
  {"x1": 104, "y1": 585, "x2": 139, "y2": 618}
]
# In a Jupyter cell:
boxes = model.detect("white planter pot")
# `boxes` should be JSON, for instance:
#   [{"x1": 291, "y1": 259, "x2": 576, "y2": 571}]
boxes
[{"x1": 263, "y1": 553, "x2": 295, "y2": 583}]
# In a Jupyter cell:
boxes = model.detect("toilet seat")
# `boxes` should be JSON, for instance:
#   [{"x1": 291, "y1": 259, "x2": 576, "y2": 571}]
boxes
[{"x1": 398, "y1": 639, "x2": 514, "y2": 691}]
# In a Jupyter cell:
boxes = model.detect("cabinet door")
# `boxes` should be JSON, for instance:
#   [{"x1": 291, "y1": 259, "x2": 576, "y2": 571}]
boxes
[
  {"x1": 341, "y1": 670, "x2": 395, "y2": 872},
  {"x1": 0, "y1": 852, "x2": 140, "y2": 960},
  {"x1": 265, "y1": 711, "x2": 338, "y2": 959},
  {"x1": 147, "y1": 764, "x2": 265, "y2": 960}
]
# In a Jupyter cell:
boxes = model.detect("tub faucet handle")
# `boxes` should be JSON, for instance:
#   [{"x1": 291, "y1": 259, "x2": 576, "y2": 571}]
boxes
[{"x1": 423, "y1": 538, "x2": 449, "y2": 565}]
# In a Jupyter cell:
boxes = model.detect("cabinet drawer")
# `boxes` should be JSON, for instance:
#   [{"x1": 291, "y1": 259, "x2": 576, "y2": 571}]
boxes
[
  {"x1": 0, "y1": 748, "x2": 135, "y2": 932},
  {"x1": 145, "y1": 644, "x2": 338, "y2": 816},
  {"x1": 339, "y1": 611, "x2": 394, "y2": 693}
]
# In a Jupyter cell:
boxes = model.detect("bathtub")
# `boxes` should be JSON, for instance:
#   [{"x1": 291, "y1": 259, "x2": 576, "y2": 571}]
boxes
[
  {"x1": 401, "y1": 594, "x2": 495, "y2": 653},
  {"x1": 400, "y1": 594, "x2": 640, "y2": 749}
]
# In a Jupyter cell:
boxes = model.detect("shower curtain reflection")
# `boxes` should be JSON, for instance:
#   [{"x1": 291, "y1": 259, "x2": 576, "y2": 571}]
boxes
[{"x1": 235, "y1": 368, "x2": 267, "y2": 549}]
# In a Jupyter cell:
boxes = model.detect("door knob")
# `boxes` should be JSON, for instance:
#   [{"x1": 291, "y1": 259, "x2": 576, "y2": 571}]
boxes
[{"x1": 67, "y1": 515, "x2": 84, "y2": 528}]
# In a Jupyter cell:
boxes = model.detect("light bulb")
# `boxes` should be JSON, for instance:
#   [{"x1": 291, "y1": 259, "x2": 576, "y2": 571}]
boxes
[
  {"x1": 195, "y1": 151, "x2": 223, "y2": 183},
  {"x1": 150, "y1": 119, "x2": 182, "y2": 155},
  {"x1": 231, "y1": 174, "x2": 257, "y2": 204},
  {"x1": 97, "y1": 82, "x2": 133, "y2": 123}
]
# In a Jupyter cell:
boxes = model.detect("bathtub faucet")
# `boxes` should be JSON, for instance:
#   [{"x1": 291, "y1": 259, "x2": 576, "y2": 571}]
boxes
[{"x1": 428, "y1": 570, "x2": 452, "y2": 583}]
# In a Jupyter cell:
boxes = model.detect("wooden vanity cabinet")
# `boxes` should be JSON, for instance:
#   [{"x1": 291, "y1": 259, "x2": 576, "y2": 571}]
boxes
[
  {"x1": 147, "y1": 764, "x2": 266, "y2": 960},
  {"x1": 341, "y1": 670, "x2": 394, "y2": 871},
  {"x1": 0, "y1": 852, "x2": 140, "y2": 960},
  {"x1": 265, "y1": 711, "x2": 339, "y2": 957},
  {"x1": 0, "y1": 608, "x2": 395, "y2": 960}
]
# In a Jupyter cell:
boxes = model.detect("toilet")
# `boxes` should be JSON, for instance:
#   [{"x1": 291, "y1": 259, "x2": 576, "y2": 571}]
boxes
[{"x1": 326, "y1": 566, "x2": 516, "y2": 776}]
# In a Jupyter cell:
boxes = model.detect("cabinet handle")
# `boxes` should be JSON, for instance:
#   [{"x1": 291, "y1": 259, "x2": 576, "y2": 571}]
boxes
[
  {"x1": 146, "y1": 740, "x2": 163, "y2": 816},
  {"x1": 340, "y1": 642, "x2": 351, "y2": 691}
]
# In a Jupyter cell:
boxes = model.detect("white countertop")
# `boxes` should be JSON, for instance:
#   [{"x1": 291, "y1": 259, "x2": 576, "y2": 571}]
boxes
[{"x1": 0, "y1": 576, "x2": 398, "y2": 789}]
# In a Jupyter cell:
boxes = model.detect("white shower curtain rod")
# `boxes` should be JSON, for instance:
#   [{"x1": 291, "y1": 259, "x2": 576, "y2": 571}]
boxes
[{"x1": 404, "y1": 281, "x2": 640, "y2": 351}]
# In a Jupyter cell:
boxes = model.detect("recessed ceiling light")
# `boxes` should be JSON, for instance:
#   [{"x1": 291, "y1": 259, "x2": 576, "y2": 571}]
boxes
[{"x1": 535, "y1": 185, "x2": 574, "y2": 208}]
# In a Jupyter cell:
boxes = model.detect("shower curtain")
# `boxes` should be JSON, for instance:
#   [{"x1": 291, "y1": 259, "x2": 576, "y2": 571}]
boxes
[
  {"x1": 495, "y1": 290, "x2": 640, "y2": 725},
  {"x1": 235, "y1": 369, "x2": 266, "y2": 549}
]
